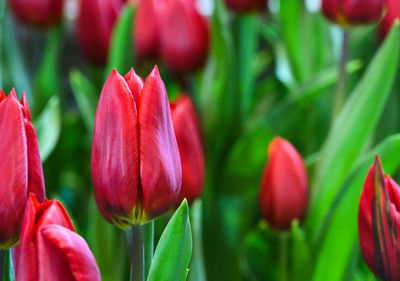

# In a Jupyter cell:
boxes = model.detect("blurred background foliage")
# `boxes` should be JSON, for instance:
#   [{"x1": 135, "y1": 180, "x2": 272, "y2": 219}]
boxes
[{"x1": 0, "y1": 0, "x2": 399, "y2": 280}]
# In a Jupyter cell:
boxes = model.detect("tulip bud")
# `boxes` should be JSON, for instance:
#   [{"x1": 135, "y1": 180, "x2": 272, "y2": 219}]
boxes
[
  {"x1": 14, "y1": 194, "x2": 101, "y2": 281},
  {"x1": 225, "y1": 0, "x2": 268, "y2": 13},
  {"x1": 0, "y1": 90, "x2": 45, "y2": 249},
  {"x1": 322, "y1": 0, "x2": 384, "y2": 26},
  {"x1": 379, "y1": 0, "x2": 400, "y2": 38},
  {"x1": 9, "y1": 0, "x2": 64, "y2": 28},
  {"x1": 92, "y1": 66, "x2": 182, "y2": 228},
  {"x1": 259, "y1": 137, "x2": 308, "y2": 231},
  {"x1": 170, "y1": 95, "x2": 205, "y2": 206},
  {"x1": 134, "y1": 0, "x2": 165, "y2": 60},
  {"x1": 358, "y1": 156, "x2": 400, "y2": 280},
  {"x1": 77, "y1": 0, "x2": 126, "y2": 64},
  {"x1": 159, "y1": 0, "x2": 210, "y2": 72}
]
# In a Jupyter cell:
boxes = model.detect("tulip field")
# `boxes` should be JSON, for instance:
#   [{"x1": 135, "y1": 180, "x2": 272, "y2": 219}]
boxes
[{"x1": 1, "y1": 0, "x2": 400, "y2": 280}]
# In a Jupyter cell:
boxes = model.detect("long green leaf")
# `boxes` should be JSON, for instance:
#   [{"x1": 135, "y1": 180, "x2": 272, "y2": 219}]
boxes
[
  {"x1": 308, "y1": 23, "x2": 400, "y2": 240},
  {"x1": 147, "y1": 200, "x2": 192, "y2": 281},
  {"x1": 105, "y1": 4, "x2": 135, "y2": 78},
  {"x1": 312, "y1": 134, "x2": 400, "y2": 281},
  {"x1": 33, "y1": 96, "x2": 61, "y2": 162},
  {"x1": 70, "y1": 70, "x2": 98, "y2": 132}
]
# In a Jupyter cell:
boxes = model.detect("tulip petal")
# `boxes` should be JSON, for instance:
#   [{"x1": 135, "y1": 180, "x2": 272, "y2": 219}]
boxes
[
  {"x1": 124, "y1": 68, "x2": 144, "y2": 104},
  {"x1": 0, "y1": 94, "x2": 28, "y2": 248},
  {"x1": 0, "y1": 89, "x2": 5, "y2": 102},
  {"x1": 37, "y1": 225, "x2": 101, "y2": 281},
  {"x1": 139, "y1": 66, "x2": 182, "y2": 220},
  {"x1": 92, "y1": 69, "x2": 139, "y2": 227},
  {"x1": 171, "y1": 95, "x2": 204, "y2": 205}
]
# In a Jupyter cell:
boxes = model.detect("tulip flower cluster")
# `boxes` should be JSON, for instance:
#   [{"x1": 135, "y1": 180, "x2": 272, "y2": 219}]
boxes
[{"x1": 135, "y1": 0, "x2": 210, "y2": 72}]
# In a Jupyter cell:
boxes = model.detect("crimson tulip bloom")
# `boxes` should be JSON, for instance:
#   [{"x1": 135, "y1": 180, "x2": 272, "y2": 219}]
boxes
[
  {"x1": 14, "y1": 194, "x2": 101, "y2": 281},
  {"x1": 159, "y1": 0, "x2": 209, "y2": 72},
  {"x1": 225, "y1": 0, "x2": 268, "y2": 13},
  {"x1": 92, "y1": 66, "x2": 182, "y2": 228},
  {"x1": 77, "y1": 0, "x2": 126, "y2": 64},
  {"x1": 259, "y1": 137, "x2": 308, "y2": 231},
  {"x1": 170, "y1": 95, "x2": 205, "y2": 206},
  {"x1": 358, "y1": 156, "x2": 400, "y2": 280},
  {"x1": 134, "y1": 0, "x2": 164, "y2": 60},
  {"x1": 0, "y1": 90, "x2": 45, "y2": 249},
  {"x1": 9, "y1": 0, "x2": 63, "y2": 28},
  {"x1": 379, "y1": 0, "x2": 400, "y2": 38},
  {"x1": 322, "y1": 0, "x2": 384, "y2": 26}
]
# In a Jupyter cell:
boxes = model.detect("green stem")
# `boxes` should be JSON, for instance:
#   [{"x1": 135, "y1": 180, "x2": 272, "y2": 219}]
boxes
[
  {"x1": 279, "y1": 234, "x2": 289, "y2": 281},
  {"x1": 143, "y1": 221, "x2": 154, "y2": 279},
  {"x1": 0, "y1": 250, "x2": 4, "y2": 281},
  {"x1": 332, "y1": 30, "x2": 350, "y2": 120},
  {"x1": 130, "y1": 225, "x2": 145, "y2": 281}
]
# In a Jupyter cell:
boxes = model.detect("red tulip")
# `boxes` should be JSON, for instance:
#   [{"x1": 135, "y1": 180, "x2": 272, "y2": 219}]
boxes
[
  {"x1": 9, "y1": 0, "x2": 64, "y2": 28},
  {"x1": 92, "y1": 66, "x2": 182, "y2": 228},
  {"x1": 322, "y1": 0, "x2": 384, "y2": 26},
  {"x1": 170, "y1": 95, "x2": 205, "y2": 206},
  {"x1": 77, "y1": 0, "x2": 126, "y2": 64},
  {"x1": 225, "y1": 0, "x2": 268, "y2": 13},
  {"x1": 134, "y1": 0, "x2": 165, "y2": 60},
  {"x1": 0, "y1": 90, "x2": 45, "y2": 249},
  {"x1": 379, "y1": 0, "x2": 400, "y2": 38},
  {"x1": 259, "y1": 137, "x2": 308, "y2": 231},
  {"x1": 358, "y1": 156, "x2": 400, "y2": 280},
  {"x1": 14, "y1": 194, "x2": 101, "y2": 281},
  {"x1": 159, "y1": 0, "x2": 210, "y2": 72}
]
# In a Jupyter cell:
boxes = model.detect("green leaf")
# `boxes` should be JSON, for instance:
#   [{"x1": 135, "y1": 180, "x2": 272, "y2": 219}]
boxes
[
  {"x1": 308, "y1": 23, "x2": 400, "y2": 241},
  {"x1": 147, "y1": 200, "x2": 192, "y2": 281},
  {"x1": 3, "y1": 250, "x2": 15, "y2": 281},
  {"x1": 105, "y1": 4, "x2": 136, "y2": 78},
  {"x1": 291, "y1": 221, "x2": 312, "y2": 281},
  {"x1": 69, "y1": 70, "x2": 98, "y2": 132},
  {"x1": 33, "y1": 96, "x2": 61, "y2": 162},
  {"x1": 312, "y1": 134, "x2": 400, "y2": 281}
]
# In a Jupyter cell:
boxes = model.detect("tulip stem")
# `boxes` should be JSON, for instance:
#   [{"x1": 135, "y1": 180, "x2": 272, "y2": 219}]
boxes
[
  {"x1": 143, "y1": 221, "x2": 154, "y2": 279},
  {"x1": 130, "y1": 225, "x2": 145, "y2": 281},
  {"x1": 279, "y1": 234, "x2": 289, "y2": 281},
  {"x1": 0, "y1": 250, "x2": 4, "y2": 281},
  {"x1": 332, "y1": 29, "x2": 350, "y2": 121}
]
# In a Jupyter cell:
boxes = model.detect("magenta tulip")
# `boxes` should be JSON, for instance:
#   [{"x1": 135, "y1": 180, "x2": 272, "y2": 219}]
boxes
[
  {"x1": 379, "y1": 0, "x2": 400, "y2": 38},
  {"x1": 358, "y1": 156, "x2": 400, "y2": 281},
  {"x1": 92, "y1": 66, "x2": 182, "y2": 228},
  {"x1": 0, "y1": 90, "x2": 45, "y2": 249},
  {"x1": 14, "y1": 194, "x2": 101, "y2": 281},
  {"x1": 170, "y1": 94, "x2": 205, "y2": 206},
  {"x1": 9, "y1": 0, "x2": 64, "y2": 28},
  {"x1": 259, "y1": 137, "x2": 309, "y2": 231}
]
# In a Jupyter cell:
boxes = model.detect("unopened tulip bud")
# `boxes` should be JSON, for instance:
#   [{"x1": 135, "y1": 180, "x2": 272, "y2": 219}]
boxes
[
  {"x1": 9, "y1": 0, "x2": 64, "y2": 28},
  {"x1": 358, "y1": 156, "x2": 400, "y2": 281},
  {"x1": 225, "y1": 0, "x2": 268, "y2": 13},
  {"x1": 92, "y1": 66, "x2": 182, "y2": 228},
  {"x1": 259, "y1": 137, "x2": 308, "y2": 231},
  {"x1": 171, "y1": 95, "x2": 205, "y2": 206},
  {"x1": 322, "y1": 0, "x2": 384, "y2": 26},
  {"x1": 0, "y1": 90, "x2": 45, "y2": 249},
  {"x1": 14, "y1": 194, "x2": 101, "y2": 281}
]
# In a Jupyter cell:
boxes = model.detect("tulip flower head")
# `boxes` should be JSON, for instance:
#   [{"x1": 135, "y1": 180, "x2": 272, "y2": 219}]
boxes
[
  {"x1": 77, "y1": 0, "x2": 126, "y2": 64},
  {"x1": 92, "y1": 66, "x2": 182, "y2": 228},
  {"x1": 259, "y1": 137, "x2": 309, "y2": 231},
  {"x1": 9, "y1": 0, "x2": 64, "y2": 28},
  {"x1": 0, "y1": 89, "x2": 45, "y2": 249},
  {"x1": 225, "y1": 0, "x2": 268, "y2": 13},
  {"x1": 14, "y1": 194, "x2": 101, "y2": 281},
  {"x1": 379, "y1": 0, "x2": 400, "y2": 38},
  {"x1": 134, "y1": 0, "x2": 209, "y2": 72},
  {"x1": 170, "y1": 94, "x2": 205, "y2": 206},
  {"x1": 322, "y1": 0, "x2": 385, "y2": 26},
  {"x1": 358, "y1": 156, "x2": 400, "y2": 280}
]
